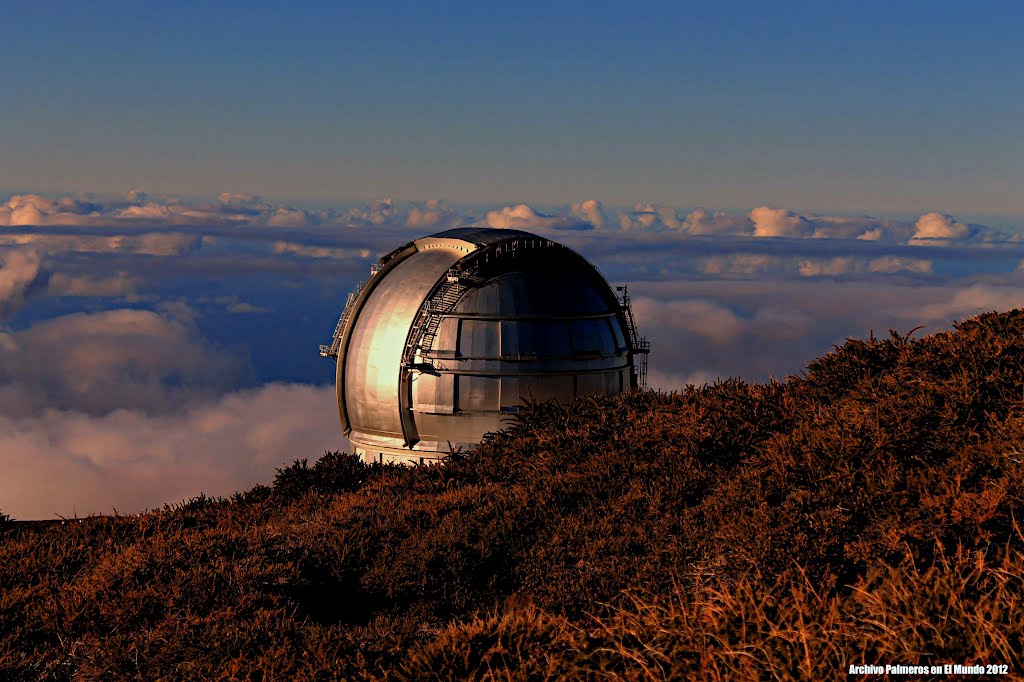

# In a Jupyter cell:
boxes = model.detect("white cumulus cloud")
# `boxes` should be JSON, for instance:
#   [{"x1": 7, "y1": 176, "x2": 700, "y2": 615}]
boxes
[
  {"x1": 570, "y1": 199, "x2": 608, "y2": 229},
  {"x1": 619, "y1": 202, "x2": 684, "y2": 232},
  {"x1": 749, "y1": 206, "x2": 814, "y2": 238},
  {"x1": 484, "y1": 203, "x2": 591, "y2": 231},
  {"x1": 910, "y1": 212, "x2": 974, "y2": 244}
]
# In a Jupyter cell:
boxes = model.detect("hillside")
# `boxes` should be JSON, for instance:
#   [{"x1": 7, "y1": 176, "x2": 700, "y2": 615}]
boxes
[{"x1": 2, "y1": 310, "x2": 1024, "y2": 680}]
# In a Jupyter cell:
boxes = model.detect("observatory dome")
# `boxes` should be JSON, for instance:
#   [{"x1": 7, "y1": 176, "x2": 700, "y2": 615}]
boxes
[{"x1": 320, "y1": 227, "x2": 648, "y2": 464}]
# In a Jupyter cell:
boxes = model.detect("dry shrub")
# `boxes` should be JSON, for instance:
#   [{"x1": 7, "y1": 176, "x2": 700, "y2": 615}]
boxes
[
  {"x1": 3, "y1": 310, "x2": 1024, "y2": 679},
  {"x1": 399, "y1": 599, "x2": 581, "y2": 681},
  {"x1": 566, "y1": 539, "x2": 1024, "y2": 681}
]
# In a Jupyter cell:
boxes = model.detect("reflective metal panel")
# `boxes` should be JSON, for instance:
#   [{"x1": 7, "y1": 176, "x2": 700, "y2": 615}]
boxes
[{"x1": 344, "y1": 247, "x2": 464, "y2": 442}]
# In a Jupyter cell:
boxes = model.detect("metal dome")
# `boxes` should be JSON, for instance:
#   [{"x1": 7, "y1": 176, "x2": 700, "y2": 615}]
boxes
[{"x1": 320, "y1": 228, "x2": 649, "y2": 464}]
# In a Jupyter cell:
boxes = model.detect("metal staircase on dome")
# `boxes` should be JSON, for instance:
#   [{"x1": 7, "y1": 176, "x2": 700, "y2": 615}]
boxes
[
  {"x1": 403, "y1": 265, "x2": 484, "y2": 371},
  {"x1": 320, "y1": 265, "x2": 383, "y2": 359},
  {"x1": 399, "y1": 236, "x2": 564, "y2": 374},
  {"x1": 319, "y1": 286, "x2": 361, "y2": 359},
  {"x1": 616, "y1": 285, "x2": 650, "y2": 389}
]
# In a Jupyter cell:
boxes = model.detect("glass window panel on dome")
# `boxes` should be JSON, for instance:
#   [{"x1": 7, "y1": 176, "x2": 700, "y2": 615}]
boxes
[
  {"x1": 500, "y1": 320, "x2": 550, "y2": 359},
  {"x1": 569, "y1": 318, "x2": 614, "y2": 356},
  {"x1": 512, "y1": 320, "x2": 571, "y2": 358},
  {"x1": 609, "y1": 317, "x2": 627, "y2": 351}
]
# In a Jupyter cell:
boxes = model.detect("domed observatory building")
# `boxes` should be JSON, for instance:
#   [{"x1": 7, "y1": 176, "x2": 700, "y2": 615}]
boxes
[{"x1": 320, "y1": 228, "x2": 649, "y2": 464}]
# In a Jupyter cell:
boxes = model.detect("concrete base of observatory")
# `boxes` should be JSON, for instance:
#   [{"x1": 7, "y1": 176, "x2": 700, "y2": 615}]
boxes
[{"x1": 352, "y1": 444, "x2": 469, "y2": 466}]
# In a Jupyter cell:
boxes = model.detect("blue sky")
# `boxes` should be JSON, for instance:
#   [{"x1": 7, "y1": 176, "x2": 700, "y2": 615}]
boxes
[{"x1": 2, "y1": 1, "x2": 1021, "y2": 212}]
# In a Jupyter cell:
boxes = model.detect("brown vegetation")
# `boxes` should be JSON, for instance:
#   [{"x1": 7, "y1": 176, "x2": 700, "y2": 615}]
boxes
[{"x1": 2, "y1": 310, "x2": 1024, "y2": 680}]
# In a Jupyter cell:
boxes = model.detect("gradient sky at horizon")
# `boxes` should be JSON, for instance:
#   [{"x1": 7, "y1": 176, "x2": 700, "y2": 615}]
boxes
[{"x1": 2, "y1": 0, "x2": 1022, "y2": 214}]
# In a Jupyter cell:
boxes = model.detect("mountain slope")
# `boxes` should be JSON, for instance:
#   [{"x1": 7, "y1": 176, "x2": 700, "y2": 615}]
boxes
[{"x1": 2, "y1": 310, "x2": 1023, "y2": 680}]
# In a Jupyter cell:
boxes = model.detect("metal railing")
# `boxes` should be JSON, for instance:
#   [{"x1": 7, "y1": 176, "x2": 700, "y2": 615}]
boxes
[
  {"x1": 402, "y1": 266, "x2": 481, "y2": 369},
  {"x1": 320, "y1": 277, "x2": 366, "y2": 358},
  {"x1": 616, "y1": 285, "x2": 650, "y2": 389}
]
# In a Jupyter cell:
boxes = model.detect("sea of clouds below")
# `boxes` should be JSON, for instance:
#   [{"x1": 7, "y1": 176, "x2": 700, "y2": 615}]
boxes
[{"x1": 2, "y1": 190, "x2": 1024, "y2": 518}]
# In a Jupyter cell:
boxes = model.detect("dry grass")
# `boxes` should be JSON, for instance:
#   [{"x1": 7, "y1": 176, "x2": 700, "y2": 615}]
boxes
[{"x1": 2, "y1": 310, "x2": 1024, "y2": 679}]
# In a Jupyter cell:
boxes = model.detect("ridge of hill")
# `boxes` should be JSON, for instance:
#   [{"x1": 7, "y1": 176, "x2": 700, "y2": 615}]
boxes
[{"x1": 2, "y1": 310, "x2": 1023, "y2": 680}]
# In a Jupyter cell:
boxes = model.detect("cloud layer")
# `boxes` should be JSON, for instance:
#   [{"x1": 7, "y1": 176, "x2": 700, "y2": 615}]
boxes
[
  {"x1": 2, "y1": 191, "x2": 1013, "y2": 248},
  {"x1": 1, "y1": 190, "x2": 1022, "y2": 518},
  {"x1": 0, "y1": 308, "x2": 245, "y2": 417},
  {"x1": 1, "y1": 193, "x2": 472, "y2": 231},
  {"x1": 0, "y1": 384, "x2": 340, "y2": 519},
  {"x1": 0, "y1": 304, "x2": 341, "y2": 518}
]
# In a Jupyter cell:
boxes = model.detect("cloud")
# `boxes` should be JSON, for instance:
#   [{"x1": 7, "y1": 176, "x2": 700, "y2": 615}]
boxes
[
  {"x1": 680, "y1": 208, "x2": 752, "y2": 235},
  {"x1": 46, "y1": 272, "x2": 139, "y2": 297},
  {"x1": 796, "y1": 256, "x2": 858, "y2": 277},
  {"x1": 698, "y1": 253, "x2": 933, "y2": 278},
  {"x1": 225, "y1": 302, "x2": 270, "y2": 314},
  {"x1": 570, "y1": 199, "x2": 608, "y2": 230},
  {"x1": 625, "y1": 266, "x2": 1024, "y2": 399},
  {"x1": 0, "y1": 249, "x2": 44, "y2": 321},
  {"x1": 0, "y1": 192, "x2": 325, "y2": 229},
  {"x1": 700, "y1": 254, "x2": 779, "y2": 276},
  {"x1": 809, "y1": 215, "x2": 898, "y2": 241},
  {"x1": 608, "y1": 204, "x2": 925, "y2": 242},
  {"x1": 483, "y1": 203, "x2": 593, "y2": 232},
  {"x1": 265, "y1": 207, "x2": 318, "y2": 228},
  {"x1": 634, "y1": 298, "x2": 744, "y2": 345},
  {"x1": 0, "y1": 232, "x2": 202, "y2": 257},
  {"x1": 4, "y1": 190, "x2": 1024, "y2": 521},
  {"x1": 338, "y1": 198, "x2": 472, "y2": 230},
  {"x1": 0, "y1": 308, "x2": 245, "y2": 417},
  {"x1": 796, "y1": 255, "x2": 934, "y2": 277},
  {"x1": 618, "y1": 203, "x2": 684, "y2": 232},
  {"x1": 915, "y1": 284, "x2": 1024, "y2": 323},
  {"x1": 671, "y1": 207, "x2": 917, "y2": 242},
  {"x1": 0, "y1": 194, "x2": 104, "y2": 227},
  {"x1": 405, "y1": 199, "x2": 468, "y2": 230},
  {"x1": 867, "y1": 256, "x2": 933, "y2": 274},
  {"x1": 217, "y1": 192, "x2": 266, "y2": 209},
  {"x1": 749, "y1": 206, "x2": 814, "y2": 238},
  {"x1": 0, "y1": 383, "x2": 342, "y2": 519},
  {"x1": 343, "y1": 197, "x2": 398, "y2": 227},
  {"x1": 3, "y1": 193, "x2": 1008, "y2": 248},
  {"x1": 630, "y1": 294, "x2": 816, "y2": 390},
  {"x1": 910, "y1": 212, "x2": 975, "y2": 244},
  {"x1": 203, "y1": 296, "x2": 271, "y2": 314},
  {"x1": 271, "y1": 241, "x2": 373, "y2": 260}
]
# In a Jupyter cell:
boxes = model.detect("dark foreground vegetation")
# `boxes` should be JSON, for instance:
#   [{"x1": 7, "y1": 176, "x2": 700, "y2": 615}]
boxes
[{"x1": 3, "y1": 310, "x2": 1024, "y2": 680}]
